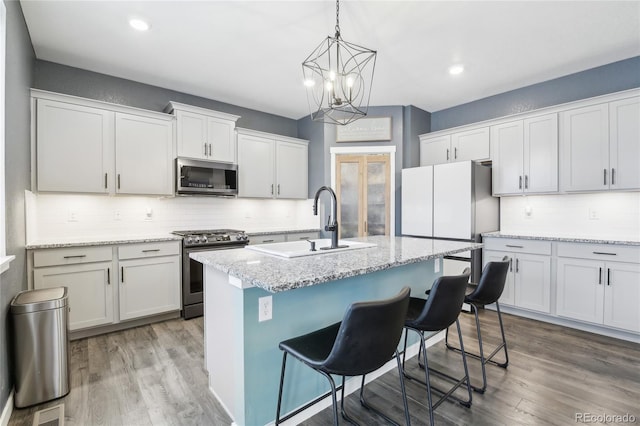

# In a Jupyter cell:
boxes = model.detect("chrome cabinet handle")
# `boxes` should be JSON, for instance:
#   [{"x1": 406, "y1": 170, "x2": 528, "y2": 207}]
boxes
[
  {"x1": 506, "y1": 244, "x2": 523, "y2": 248},
  {"x1": 446, "y1": 148, "x2": 449, "y2": 161},
  {"x1": 598, "y1": 267, "x2": 602, "y2": 285},
  {"x1": 454, "y1": 147, "x2": 458, "y2": 159},
  {"x1": 63, "y1": 255, "x2": 86, "y2": 259},
  {"x1": 607, "y1": 268, "x2": 611, "y2": 286},
  {"x1": 121, "y1": 266, "x2": 124, "y2": 283},
  {"x1": 509, "y1": 258, "x2": 513, "y2": 272},
  {"x1": 208, "y1": 143, "x2": 212, "y2": 156},
  {"x1": 519, "y1": 176, "x2": 523, "y2": 190},
  {"x1": 204, "y1": 143, "x2": 208, "y2": 156},
  {"x1": 104, "y1": 173, "x2": 108, "y2": 189},
  {"x1": 271, "y1": 184, "x2": 274, "y2": 195},
  {"x1": 611, "y1": 168, "x2": 615, "y2": 185},
  {"x1": 262, "y1": 239, "x2": 274, "y2": 243},
  {"x1": 107, "y1": 268, "x2": 111, "y2": 285},
  {"x1": 277, "y1": 184, "x2": 280, "y2": 195},
  {"x1": 524, "y1": 175, "x2": 528, "y2": 189},
  {"x1": 593, "y1": 251, "x2": 616, "y2": 256},
  {"x1": 515, "y1": 258, "x2": 519, "y2": 273},
  {"x1": 117, "y1": 174, "x2": 121, "y2": 190},
  {"x1": 142, "y1": 249, "x2": 160, "y2": 253},
  {"x1": 604, "y1": 168, "x2": 607, "y2": 185}
]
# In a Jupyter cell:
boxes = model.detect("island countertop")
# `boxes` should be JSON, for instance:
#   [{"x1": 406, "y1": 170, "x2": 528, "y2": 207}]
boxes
[{"x1": 190, "y1": 235, "x2": 482, "y2": 292}]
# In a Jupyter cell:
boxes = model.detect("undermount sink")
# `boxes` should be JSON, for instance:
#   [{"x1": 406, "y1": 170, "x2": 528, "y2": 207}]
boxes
[{"x1": 245, "y1": 239, "x2": 377, "y2": 258}]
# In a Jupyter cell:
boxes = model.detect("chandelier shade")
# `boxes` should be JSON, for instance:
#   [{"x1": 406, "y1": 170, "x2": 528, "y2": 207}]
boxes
[{"x1": 302, "y1": 1, "x2": 377, "y2": 125}]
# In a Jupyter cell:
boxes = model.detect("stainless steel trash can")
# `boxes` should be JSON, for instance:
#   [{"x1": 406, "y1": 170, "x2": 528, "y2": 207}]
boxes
[{"x1": 10, "y1": 287, "x2": 70, "y2": 408}]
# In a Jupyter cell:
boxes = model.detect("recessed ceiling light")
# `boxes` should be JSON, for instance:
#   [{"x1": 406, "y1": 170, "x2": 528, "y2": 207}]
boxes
[
  {"x1": 129, "y1": 18, "x2": 150, "y2": 32},
  {"x1": 448, "y1": 64, "x2": 465, "y2": 75}
]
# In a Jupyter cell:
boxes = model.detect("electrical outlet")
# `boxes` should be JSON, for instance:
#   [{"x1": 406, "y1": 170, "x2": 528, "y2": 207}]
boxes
[
  {"x1": 114, "y1": 211, "x2": 122, "y2": 221},
  {"x1": 588, "y1": 208, "x2": 600, "y2": 220},
  {"x1": 144, "y1": 208, "x2": 153, "y2": 221},
  {"x1": 524, "y1": 205, "x2": 533, "y2": 217},
  {"x1": 68, "y1": 210, "x2": 78, "y2": 222},
  {"x1": 258, "y1": 296, "x2": 272, "y2": 322}
]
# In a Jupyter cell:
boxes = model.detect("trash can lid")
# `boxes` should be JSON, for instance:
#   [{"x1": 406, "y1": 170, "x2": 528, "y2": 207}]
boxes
[{"x1": 10, "y1": 287, "x2": 68, "y2": 314}]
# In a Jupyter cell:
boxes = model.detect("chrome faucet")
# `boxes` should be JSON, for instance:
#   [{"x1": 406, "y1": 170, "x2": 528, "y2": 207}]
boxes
[{"x1": 313, "y1": 186, "x2": 344, "y2": 250}]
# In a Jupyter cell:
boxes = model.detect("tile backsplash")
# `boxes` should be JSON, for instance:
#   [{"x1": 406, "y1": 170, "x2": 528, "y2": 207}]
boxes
[
  {"x1": 500, "y1": 192, "x2": 640, "y2": 239},
  {"x1": 26, "y1": 191, "x2": 319, "y2": 243}
]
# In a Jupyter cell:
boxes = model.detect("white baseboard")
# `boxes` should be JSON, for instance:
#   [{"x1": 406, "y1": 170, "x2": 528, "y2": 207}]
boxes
[{"x1": 0, "y1": 390, "x2": 13, "y2": 426}]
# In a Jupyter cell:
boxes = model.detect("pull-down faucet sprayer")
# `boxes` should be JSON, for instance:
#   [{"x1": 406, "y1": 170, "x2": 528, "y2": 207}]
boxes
[{"x1": 312, "y1": 186, "x2": 346, "y2": 250}]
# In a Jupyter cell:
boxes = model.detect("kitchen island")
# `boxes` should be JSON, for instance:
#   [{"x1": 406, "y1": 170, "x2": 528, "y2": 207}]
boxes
[{"x1": 191, "y1": 236, "x2": 482, "y2": 426}]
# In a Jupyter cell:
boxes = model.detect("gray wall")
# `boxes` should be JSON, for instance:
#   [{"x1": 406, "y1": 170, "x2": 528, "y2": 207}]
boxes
[
  {"x1": 34, "y1": 60, "x2": 299, "y2": 138},
  {"x1": 402, "y1": 105, "x2": 431, "y2": 168},
  {"x1": 296, "y1": 116, "x2": 325, "y2": 197},
  {"x1": 1, "y1": 0, "x2": 35, "y2": 412},
  {"x1": 432, "y1": 56, "x2": 640, "y2": 131}
]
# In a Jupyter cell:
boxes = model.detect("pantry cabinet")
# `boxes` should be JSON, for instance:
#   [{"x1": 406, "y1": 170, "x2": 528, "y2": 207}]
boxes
[
  {"x1": 556, "y1": 243, "x2": 640, "y2": 333},
  {"x1": 237, "y1": 128, "x2": 308, "y2": 199},
  {"x1": 491, "y1": 113, "x2": 558, "y2": 195},
  {"x1": 167, "y1": 102, "x2": 240, "y2": 163},
  {"x1": 560, "y1": 95, "x2": 640, "y2": 192},
  {"x1": 420, "y1": 127, "x2": 490, "y2": 166},
  {"x1": 32, "y1": 90, "x2": 175, "y2": 196}
]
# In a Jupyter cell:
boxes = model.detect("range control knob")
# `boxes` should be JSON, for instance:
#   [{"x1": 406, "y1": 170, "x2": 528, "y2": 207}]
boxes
[
  {"x1": 201, "y1": 236, "x2": 208, "y2": 243},
  {"x1": 236, "y1": 234, "x2": 242, "y2": 240},
  {"x1": 186, "y1": 237, "x2": 193, "y2": 245},
  {"x1": 193, "y1": 236, "x2": 201, "y2": 244}
]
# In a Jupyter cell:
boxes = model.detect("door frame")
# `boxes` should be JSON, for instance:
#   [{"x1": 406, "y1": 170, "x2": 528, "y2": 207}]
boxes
[{"x1": 330, "y1": 146, "x2": 396, "y2": 237}]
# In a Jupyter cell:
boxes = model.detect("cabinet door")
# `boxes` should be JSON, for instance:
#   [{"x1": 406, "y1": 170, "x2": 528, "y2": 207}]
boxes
[
  {"x1": 420, "y1": 136, "x2": 450, "y2": 166},
  {"x1": 524, "y1": 113, "x2": 558, "y2": 193},
  {"x1": 36, "y1": 99, "x2": 112, "y2": 193},
  {"x1": 603, "y1": 262, "x2": 640, "y2": 332},
  {"x1": 560, "y1": 104, "x2": 609, "y2": 191},
  {"x1": 237, "y1": 134, "x2": 275, "y2": 198},
  {"x1": 34, "y1": 262, "x2": 114, "y2": 331},
  {"x1": 208, "y1": 116, "x2": 236, "y2": 163},
  {"x1": 609, "y1": 97, "x2": 640, "y2": 190},
  {"x1": 119, "y1": 256, "x2": 181, "y2": 321},
  {"x1": 451, "y1": 127, "x2": 490, "y2": 162},
  {"x1": 491, "y1": 121, "x2": 523, "y2": 195},
  {"x1": 401, "y1": 166, "x2": 433, "y2": 237},
  {"x1": 484, "y1": 250, "x2": 515, "y2": 306},
  {"x1": 556, "y1": 258, "x2": 604, "y2": 324},
  {"x1": 176, "y1": 110, "x2": 208, "y2": 160},
  {"x1": 275, "y1": 140, "x2": 308, "y2": 199},
  {"x1": 115, "y1": 113, "x2": 173, "y2": 195},
  {"x1": 514, "y1": 253, "x2": 551, "y2": 313}
]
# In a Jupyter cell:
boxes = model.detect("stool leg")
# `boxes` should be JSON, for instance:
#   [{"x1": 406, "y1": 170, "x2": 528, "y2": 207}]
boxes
[
  {"x1": 471, "y1": 303, "x2": 488, "y2": 394},
  {"x1": 495, "y1": 302, "x2": 510, "y2": 368},
  {"x1": 275, "y1": 352, "x2": 287, "y2": 425},
  {"x1": 395, "y1": 350, "x2": 412, "y2": 426},
  {"x1": 418, "y1": 331, "x2": 436, "y2": 426},
  {"x1": 318, "y1": 371, "x2": 340, "y2": 425},
  {"x1": 455, "y1": 318, "x2": 473, "y2": 407},
  {"x1": 339, "y1": 375, "x2": 358, "y2": 425}
]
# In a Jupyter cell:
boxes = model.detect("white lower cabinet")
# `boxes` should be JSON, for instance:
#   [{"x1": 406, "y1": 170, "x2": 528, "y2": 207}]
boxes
[
  {"x1": 34, "y1": 261, "x2": 114, "y2": 331},
  {"x1": 31, "y1": 241, "x2": 181, "y2": 334},
  {"x1": 483, "y1": 238, "x2": 552, "y2": 313},
  {"x1": 119, "y1": 256, "x2": 181, "y2": 321},
  {"x1": 556, "y1": 243, "x2": 640, "y2": 333}
]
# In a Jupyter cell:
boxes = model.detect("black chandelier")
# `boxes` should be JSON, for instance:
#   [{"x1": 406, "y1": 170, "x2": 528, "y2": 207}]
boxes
[{"x1": 302, "y1": 0, "x2": 377, "y2": 125}]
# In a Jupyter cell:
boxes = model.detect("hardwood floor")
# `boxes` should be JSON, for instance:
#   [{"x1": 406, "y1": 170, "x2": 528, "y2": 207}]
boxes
[{"x1": 9, "y1": 310, "x2": 639, "y2": 425}]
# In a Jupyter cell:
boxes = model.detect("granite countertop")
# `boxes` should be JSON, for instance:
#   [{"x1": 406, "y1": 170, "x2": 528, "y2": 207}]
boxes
[
  {"x1": 246, "y1": 228, "x2": 321, "y2": 236},
  {"x1": 482, "y1": 231, "x2": 640, "y2": 246},
  {"x1": 26, "y1": 234, "x2": 183, "y2": 250},
  {"x1": 190, "y1": 236, "x2": 482, "y2": 293}
]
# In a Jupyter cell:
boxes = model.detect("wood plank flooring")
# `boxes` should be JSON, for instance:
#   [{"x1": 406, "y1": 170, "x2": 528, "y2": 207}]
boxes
[{"x1": 9, "y1": 310, "x2": 639, "y2": 425}]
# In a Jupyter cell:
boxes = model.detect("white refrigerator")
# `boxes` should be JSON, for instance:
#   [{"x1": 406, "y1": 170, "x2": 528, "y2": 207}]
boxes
[{"x1": 401, "y1": 161, "x2": 499, "y2": 282}]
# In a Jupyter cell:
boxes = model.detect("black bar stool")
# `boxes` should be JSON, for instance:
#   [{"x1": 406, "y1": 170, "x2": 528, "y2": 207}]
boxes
[
  {"x1": 445, "y1": 257, "x2": 510, "y2": 393},
  {"x1": 275, "y1": 287, "x2": 412, "y2": 425},
  {"x1": 401, "y1": 271, "x2": 473, "y2": 426}
]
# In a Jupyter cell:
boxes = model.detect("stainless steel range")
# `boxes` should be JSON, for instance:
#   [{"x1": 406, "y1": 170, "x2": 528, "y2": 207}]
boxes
[{"x1": 173, "y1": 229, "x2": 249, "y2": 319}]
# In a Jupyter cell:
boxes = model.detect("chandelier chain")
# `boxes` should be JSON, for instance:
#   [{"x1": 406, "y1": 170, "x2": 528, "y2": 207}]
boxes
[{"x1": 335, "y1": 0, "x2": 340, "y2": 37}]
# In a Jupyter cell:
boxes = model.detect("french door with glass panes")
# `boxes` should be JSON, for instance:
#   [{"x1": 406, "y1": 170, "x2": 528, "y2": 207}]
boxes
[{"x1": 335, "y1": 154, "x2": 391, "y2": 238}]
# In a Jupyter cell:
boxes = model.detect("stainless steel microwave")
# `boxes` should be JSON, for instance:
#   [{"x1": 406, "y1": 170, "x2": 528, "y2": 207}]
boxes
[{"x1": 176, "y1": 158, "x2": 238, "y2": 196}]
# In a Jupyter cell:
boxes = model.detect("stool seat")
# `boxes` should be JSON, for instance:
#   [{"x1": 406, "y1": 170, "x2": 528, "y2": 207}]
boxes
[{"x1": 278, "y1": 322, "x2": 339, "y2": 370}]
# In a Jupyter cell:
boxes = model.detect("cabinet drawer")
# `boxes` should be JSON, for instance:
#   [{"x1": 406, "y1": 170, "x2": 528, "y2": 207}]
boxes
[
  {"x1": 483, "y1": 238, "x2": 551, "y2": 255},
  {"x1": 286, "y1": 232, "x2": 320, "y2": 242},
  {"x1": 557, "y1": 242, "x2": 640, "y2": 263},
  {"x1": 249, "y1": 234, "x2": 286, "y2": 245},
  {"x1": 118, "y1": 241, "x2": 181, "y2": 260},
  {"x1": 33, "y1": 246, "x2": 113, "y2": 267}
]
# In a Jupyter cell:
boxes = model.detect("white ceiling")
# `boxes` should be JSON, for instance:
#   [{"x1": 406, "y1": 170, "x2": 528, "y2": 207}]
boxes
[{"x1": 20, "y1": 1, "x2": 640, "y2": 120}]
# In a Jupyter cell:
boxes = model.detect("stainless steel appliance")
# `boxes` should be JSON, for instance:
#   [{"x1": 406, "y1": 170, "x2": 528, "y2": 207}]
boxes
[
  {"x1": 401, "y1": 161, "x2": 499, "y2": 283},
  {"x1": 176, "y1": 158, "x2": 238, "y2": 196},
  {"x1": 173, "y1": 229, "x2": 249, "y2": 319}
]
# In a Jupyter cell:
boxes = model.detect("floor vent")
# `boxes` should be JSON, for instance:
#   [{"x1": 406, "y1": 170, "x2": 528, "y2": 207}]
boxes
[{"x1": 32, "y1": 404, "x2": 64, "y2": 426}]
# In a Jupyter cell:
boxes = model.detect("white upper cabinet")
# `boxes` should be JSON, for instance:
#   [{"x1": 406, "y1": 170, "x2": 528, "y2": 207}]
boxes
[
  {"x1": 609, "y1": 97, "x2": 640, "y2": 190},
  {"x1": 168, "y1": 102, "x2": 240, "y2": 163},
  {"x1": 236, "y1": 128, "x2": 308, "y2": 199},
  {"x1": 491, "y1": 113, "x2": 558, "y2": 195},
  {"x1": 561, "y1": 95, "x2": 639, "y2": 192},
  {"x1": 115, "y1": 113, "x2": 173, "y2": 195},
  {"x1": 33, "y1": 90, "x2": 175, "y2": 196},
  {"x1": 420, "y1": 127, "x2": 490, "y2": 166},
  {"x1": 36, "y1": 99, "x2": 113, "y2": 193}
]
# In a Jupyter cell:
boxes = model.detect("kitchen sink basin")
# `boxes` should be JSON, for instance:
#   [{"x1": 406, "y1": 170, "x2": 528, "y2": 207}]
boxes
[{"x1": 245, "y1": 239, "x2": 377, "y2": 258}]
